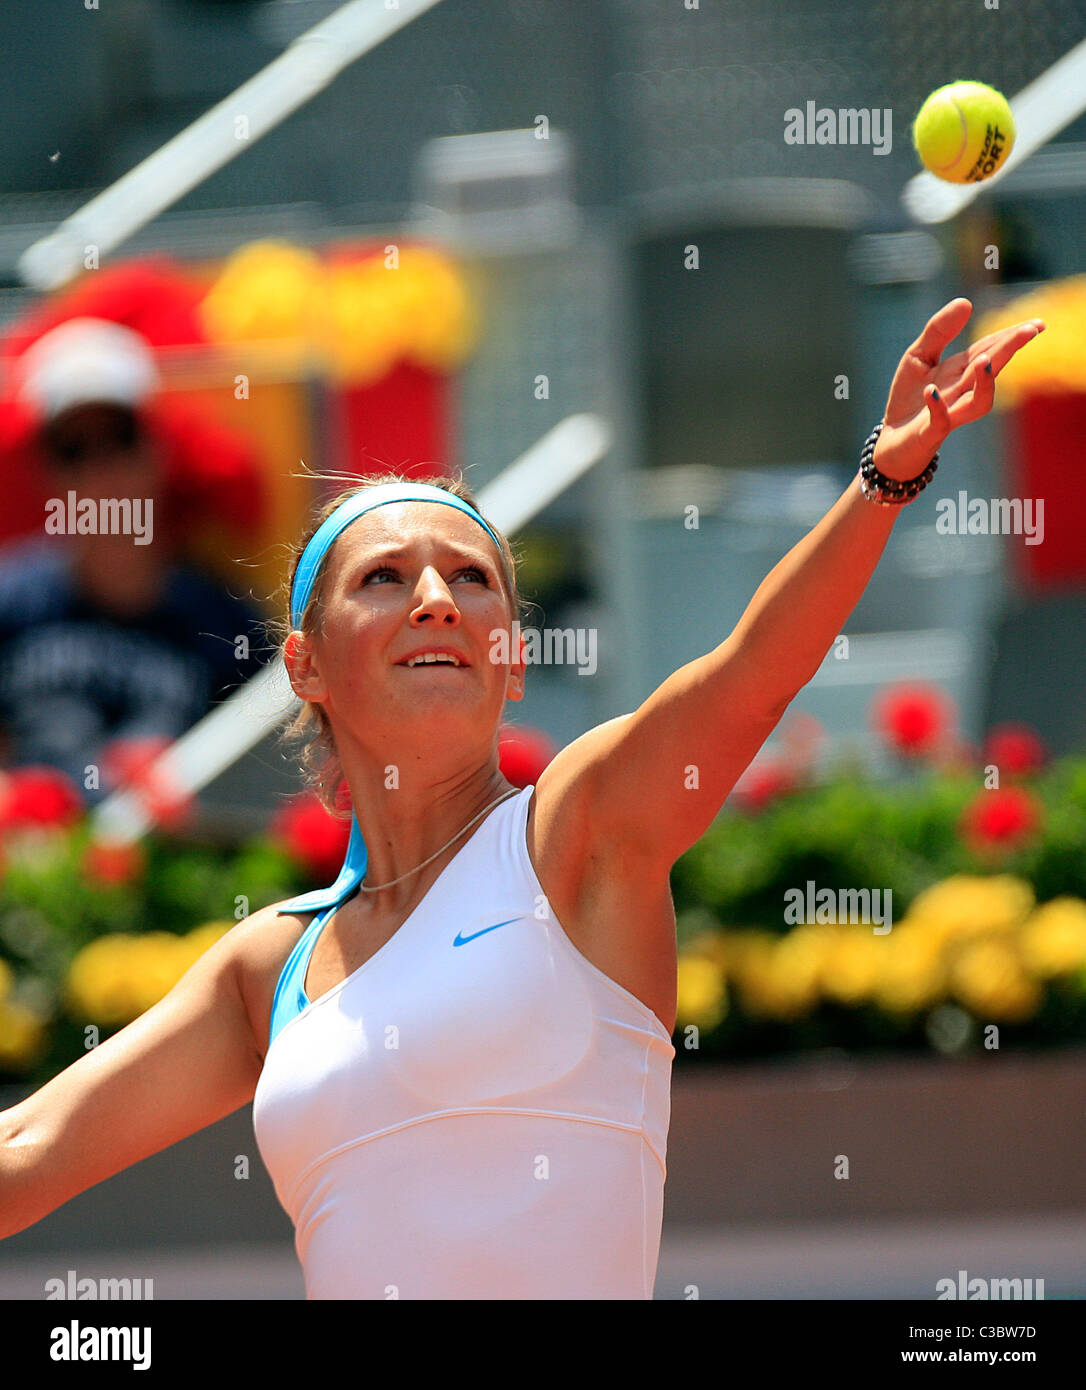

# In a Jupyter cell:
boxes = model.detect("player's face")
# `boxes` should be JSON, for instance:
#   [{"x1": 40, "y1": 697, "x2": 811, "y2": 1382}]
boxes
[{"x1": 298, "y1": 503, "x2": 524, "y2": 745}]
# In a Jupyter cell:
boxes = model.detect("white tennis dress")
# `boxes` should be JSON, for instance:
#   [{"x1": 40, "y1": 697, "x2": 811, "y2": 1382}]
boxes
[{"x1": 252, "y1": 784, "x2": 674, "y2": 1299}]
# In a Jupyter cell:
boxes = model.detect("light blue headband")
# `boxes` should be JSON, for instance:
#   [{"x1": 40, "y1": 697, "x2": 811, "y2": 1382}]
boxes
[
  {"x1": 289, "y1": 481, "x2": 504, "y2": 630},
  {"x1": 278, "y1": 482, "x2": 505, "y2": 915}
]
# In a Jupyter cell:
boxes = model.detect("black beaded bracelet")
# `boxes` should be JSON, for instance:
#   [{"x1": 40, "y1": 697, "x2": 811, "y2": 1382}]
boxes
[{"x1": 857, "y1": 421, "x2": 939, "y2": 506}]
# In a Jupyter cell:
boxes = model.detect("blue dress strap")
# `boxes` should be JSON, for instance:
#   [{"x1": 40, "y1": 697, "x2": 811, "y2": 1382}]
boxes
[
  {"x1": 267, "y1": 907, "x2": 328, "y2": 1049},
  {"x1": 267, "y1": 810, "x2": 368, "y2": 1048},
  {"x1": 275, "y1": 810, "x2": 368, "y2": 915}
]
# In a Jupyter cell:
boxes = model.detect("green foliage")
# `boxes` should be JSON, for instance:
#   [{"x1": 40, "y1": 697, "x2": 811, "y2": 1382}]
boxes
[
  {"x1": 668, "y1": 756, "x2": 1086, "y2": 1064},
  {"x1": 671, "y1": 759, "x2": 1086, "y2": 929},
  {"x1": 0, "y1": 825, "x2": 313, "y2": 1085},
  {"x1": 2, "y1": 755, "x2": 1084, "y2": 1084}
]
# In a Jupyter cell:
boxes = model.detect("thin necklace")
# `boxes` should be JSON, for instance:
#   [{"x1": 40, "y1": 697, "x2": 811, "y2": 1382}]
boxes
[{"x1": 358, "y1": 787, "x2": 521, "y2": 893}]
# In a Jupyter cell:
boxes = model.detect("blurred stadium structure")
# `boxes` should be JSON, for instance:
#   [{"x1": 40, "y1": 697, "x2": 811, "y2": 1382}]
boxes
[
  {"x1": 1, "y1": 0, "x2": 1084, "y2": 835},
  {"x1": 0, "y1": 0, "x2": 1084, "y2": 1299}
]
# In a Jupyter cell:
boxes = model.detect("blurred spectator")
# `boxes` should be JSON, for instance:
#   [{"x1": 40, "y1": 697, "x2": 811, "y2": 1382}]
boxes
[{"x1": 0, "y1": 318, "x2": 264, "y2": 802}]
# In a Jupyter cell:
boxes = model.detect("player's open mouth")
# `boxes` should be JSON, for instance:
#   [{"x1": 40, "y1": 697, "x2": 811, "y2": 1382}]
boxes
[{"x1": 397, "y1": 653, "x2": 468, "y2": 668}]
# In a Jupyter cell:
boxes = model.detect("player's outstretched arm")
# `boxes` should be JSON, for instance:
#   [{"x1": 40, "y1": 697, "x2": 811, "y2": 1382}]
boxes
[
  {"x1": 543, "y1": 301, "x2": 1045, "y2": 873},
  {"x1": 0, "y1": 913, "x2": 269, "y2": 1241}
]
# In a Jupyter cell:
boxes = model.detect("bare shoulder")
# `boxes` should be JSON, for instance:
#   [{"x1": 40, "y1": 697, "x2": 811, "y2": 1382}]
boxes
[
  {"x1": 226, "y1": 902, "x2": 317, "y2": 1066},
  {"x1": 526, "y1": 712, "x2": 665, "y2": 893},
  {"x1": 526, "y1": 716, "x2": 678, "y2": 1036},
  {"x1": 524, "y1": 716, "x2": 621, "y2": 903}
]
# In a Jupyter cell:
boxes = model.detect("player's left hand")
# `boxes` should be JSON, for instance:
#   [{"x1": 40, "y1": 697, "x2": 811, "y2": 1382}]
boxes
[{"x1": 874, "y1": 297, "x2": 1045, "y2": 482}]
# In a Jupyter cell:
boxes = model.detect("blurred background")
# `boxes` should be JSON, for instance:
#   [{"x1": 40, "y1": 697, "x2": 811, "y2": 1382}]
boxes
[{"x1": 0, "y1": 0, "x2": 1084, "y2": 1299}]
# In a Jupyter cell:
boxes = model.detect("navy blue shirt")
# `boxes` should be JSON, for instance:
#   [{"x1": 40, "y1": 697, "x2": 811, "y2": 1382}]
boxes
[{"x1": 0, "y1": 537, "x2": 265, "y2": 801}]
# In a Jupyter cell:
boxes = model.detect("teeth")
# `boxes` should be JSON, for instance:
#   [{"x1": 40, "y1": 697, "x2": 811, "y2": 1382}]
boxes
[{"x1": 407, "y1": 653, "x2": 460, "y2": 666}]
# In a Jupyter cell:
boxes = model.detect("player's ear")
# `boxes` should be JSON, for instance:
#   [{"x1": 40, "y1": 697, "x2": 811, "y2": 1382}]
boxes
[
  {"x1": 284, "y1": 629, "x2": 327, "y2": 701},
  {"x1": 505, "y1": 626, "x2": 527, "y2": 702}
]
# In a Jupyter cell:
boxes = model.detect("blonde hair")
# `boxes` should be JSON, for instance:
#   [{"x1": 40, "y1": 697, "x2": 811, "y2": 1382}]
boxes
[{"x1": 265, "y1": 470, "x2": 528, "y2": 818}]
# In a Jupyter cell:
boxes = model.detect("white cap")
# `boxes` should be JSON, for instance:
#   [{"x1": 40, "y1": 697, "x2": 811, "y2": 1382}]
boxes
[{"x1": 16, "y1": 317, "x2": 159, "y2": 423}]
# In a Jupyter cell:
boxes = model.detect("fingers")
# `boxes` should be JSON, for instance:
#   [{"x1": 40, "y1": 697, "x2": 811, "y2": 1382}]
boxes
[
  {"x1": 946, "y1": 353, "x2": 996, "y2": 428},
  {"x1": 974, "y1": 320, "x2": 1045, "y2": 376},
  {"x1": 908, "y1": 298, "x2": 973, "y2": 367},
  {"x1": 925, "y1": 381, "x2": 952, "y2": 437},
  {"x1": 969, "y1": 317, "x2": 1046, "y2": 360}
]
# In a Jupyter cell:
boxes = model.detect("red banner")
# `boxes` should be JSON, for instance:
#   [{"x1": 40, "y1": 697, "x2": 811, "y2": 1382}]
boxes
[{"x1": 1009, "y1": 392, "x2": 1086, "y2": 590}]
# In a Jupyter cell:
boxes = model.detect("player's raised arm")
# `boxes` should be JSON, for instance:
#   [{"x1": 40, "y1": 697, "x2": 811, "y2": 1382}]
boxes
[
  {"x1": 552, "y1": 300, "x2": 1045, "y2": 872},
  {"x1": 0, "y1": 912, "x2": 272, "y2": 1241}
]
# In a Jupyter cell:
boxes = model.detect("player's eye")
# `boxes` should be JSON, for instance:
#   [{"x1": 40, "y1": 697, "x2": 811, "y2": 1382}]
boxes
[{"x1": 361, "y1": 564, "x2": 490, "y2": 585}]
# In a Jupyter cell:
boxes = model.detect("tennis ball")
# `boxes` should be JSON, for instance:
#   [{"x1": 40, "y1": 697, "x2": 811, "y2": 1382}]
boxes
[{"x1": 912, "y1": 80, "x2": 1015, "y2": 184}]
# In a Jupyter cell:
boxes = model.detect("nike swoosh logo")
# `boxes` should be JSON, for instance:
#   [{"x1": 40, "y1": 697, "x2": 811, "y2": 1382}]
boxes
[{"x1": 453, "y1": 917, "x2": 522, "y2": 947}]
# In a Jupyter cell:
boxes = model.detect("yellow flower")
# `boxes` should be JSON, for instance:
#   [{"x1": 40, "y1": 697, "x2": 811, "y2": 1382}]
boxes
[
  {"x1": 0, "y1": 998, "x2": 47, "y2": 1069},
  {"x1": 66, "y1": 937, "x2": 132, "y2": 1025},
  {"x1": 0, "y1": 957, "x2": 13, "y2": 1004},
  {"x1": 820, "y1": 927, "x2": 884, "y2": 1006},
  {"x1": 714, "y1": 930, "x2": 764, "y2": 970},
  {"x1": 675, "y1": 954, "x2": 727, "y2": 1032},
  {"x1": 904, "y1": 875, "x2": 1034, "y2": 947},
  {"x1": 949, "y1": 938, "x2": 1042, "y2": 1022},
  {"x1": 125, "y1": 934, "x2": 192, "y2": 1016},
  {"x1": 741, "y1": 928, "x2": 826, "y2": 1021},
  {"x1": 729, "y1": 933, "x2": 776, "y2": 1013},
  {"x1": 67, "y1": 936, "x2": 137, "y2": 1025},
  {"x1": 65, "y1": 925, "x2": 235, "y2": 1027},
  {"x1": 1019, "y1": 898, "x2": 1086, "y2": 978},
  {"x1": 871, "y1": 928, "x2": 947, "y2": 1014}
]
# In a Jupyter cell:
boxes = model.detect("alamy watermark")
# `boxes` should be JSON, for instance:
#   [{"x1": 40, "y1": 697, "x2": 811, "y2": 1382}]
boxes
[
  {"x1": 935, "y1": 492, "x2": 1043, "y2": 546},
  {"x1": 490, "y1": 620, "x2": 597, "y2": 676},
  {"x1": 784, "y1": 101, "x2": 892, "y2": 156},
  {"x1": 45, "y1": 1269, "x2": 154, "y2": 1300},
  {"x1": 49, "y1": 1321, "x2": 151, "y2": 1370},
  {"x1": 44, "y1": 493, "x2": 153, "y2": 545},
  {"x1": 936, "y1": 1270, "x2": 1045, "y2": 1300},
  {"x1": 784, "y1": 880, "x2": 893, "y2": 933}
]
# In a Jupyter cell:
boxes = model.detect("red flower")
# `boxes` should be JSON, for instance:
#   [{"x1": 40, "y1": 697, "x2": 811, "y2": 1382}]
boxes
[
  {"x1": 983, "y1": 723, "x2": 1046, "y2": 777},
  {"x1": 83, "y1": 839, "x2": 146, "y2": 885},
  {"x1": 872, "y1": 682, "x2": 955, "y2": 757},
  {"x1": 271, "y1": 793, "x2": 352, "y2": 881},
  {"x1": 733, "y1": 759, "x2": 794, "y2": 812},
  {"x1": 961, "y1": 786, "x2": 1041, "y2": 853},
  {"x1": 498, "y1": 725, "x2": 557, "y2": 789},
  {"x1": 0, "y1": 766, "x2": 84, "y2": 831}
]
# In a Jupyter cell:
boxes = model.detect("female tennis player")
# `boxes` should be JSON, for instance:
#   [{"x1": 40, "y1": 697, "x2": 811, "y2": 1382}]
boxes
[{"x1": 0, "y1": 299, "x2": 1043, "y2": 1298}]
